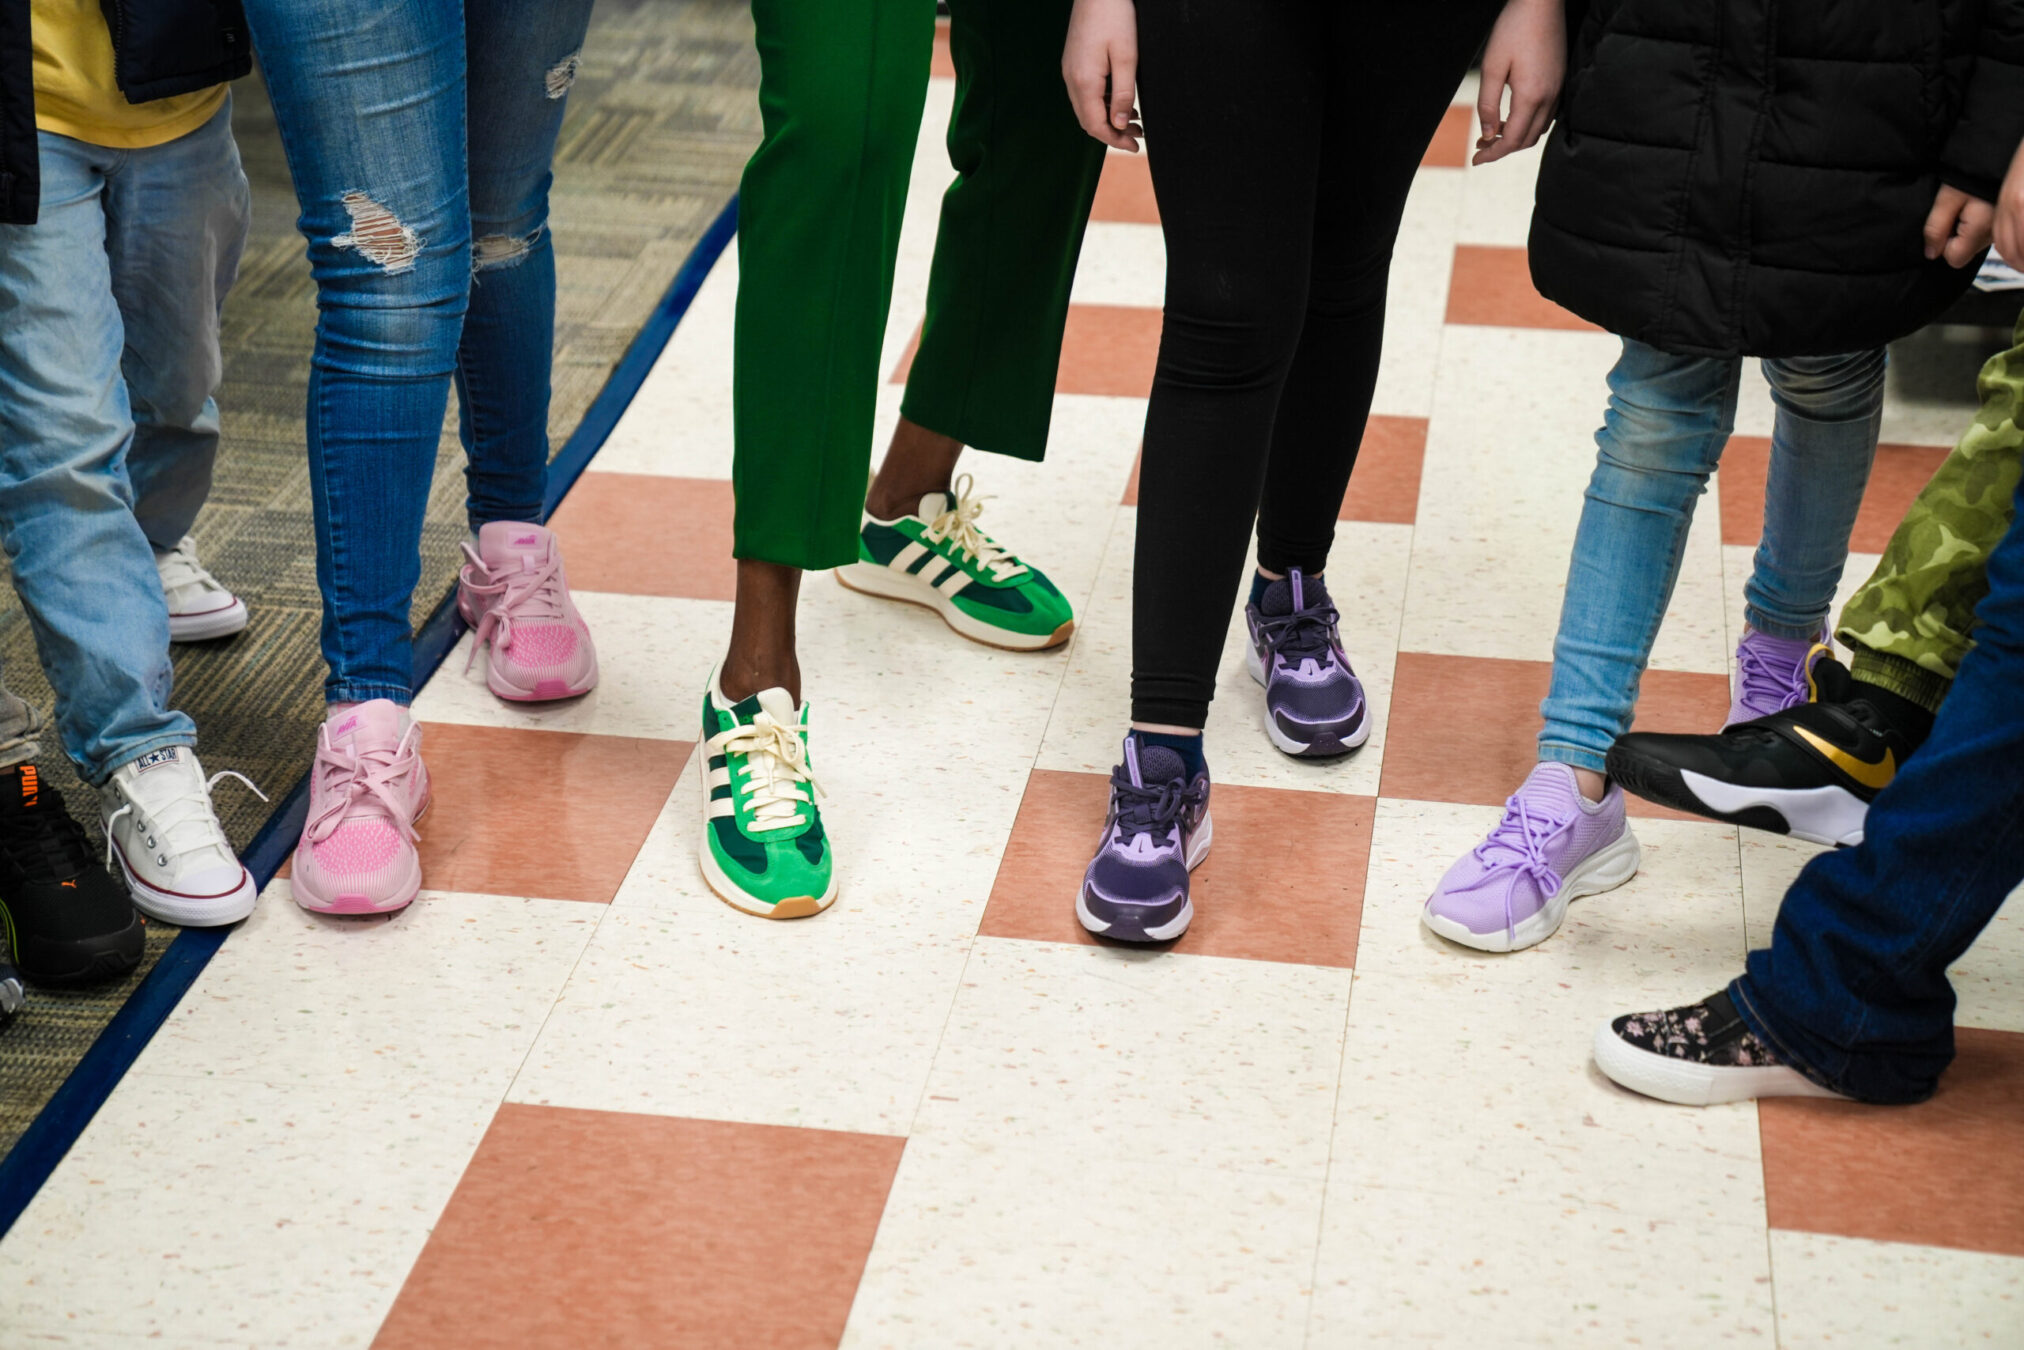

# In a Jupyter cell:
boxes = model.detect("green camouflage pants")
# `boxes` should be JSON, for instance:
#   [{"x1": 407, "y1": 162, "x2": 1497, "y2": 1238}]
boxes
[{"x1": 1837, "y1": 309, "x2": 2024, "y2": 712}]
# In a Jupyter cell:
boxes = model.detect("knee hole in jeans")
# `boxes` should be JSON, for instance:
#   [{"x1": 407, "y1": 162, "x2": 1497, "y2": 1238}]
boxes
[
  {"x1": 473, "y1": 225, "x2": 545, "y2": 273},
  {"x1": 332, "y1": 192, "x2": 421, "y2": 274},
  {"x1": 545, "y1": 52, "x2": 582, "y2": 100}
]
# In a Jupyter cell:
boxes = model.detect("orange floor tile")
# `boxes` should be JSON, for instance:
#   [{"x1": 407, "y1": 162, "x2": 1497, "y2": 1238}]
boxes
[
  {"x1": 1420, "y1": 105, "x2": 1475, "y2": 169},
  {"x1": 1760, "y1": 1028, "x2": 2024, "y2": 1258},
  {"x1": 984, "y1": 768, "x2": 1371, "y2": 967},
  {"x1": 1122, "y1": 415, "x2": 1425, "y2": 525},
  {"x1": 1717, "y1": 437, "x2": 1954, "y2": 553},
  {"x1": 374, "y1": 1105, "x2": 905, "y2": 1349},
  {"x1": 1380, "y1": 651, "x2": 1729, "y2": 814},
  {"x1": 1444, "y1": 244, "x2": 1602, "y2": 332},
  {"x1": 414, "y1": 723, "x2": 693, "y2": 903},
  {"x1": 1090, "y1": 150, "x2": 1158, "y2": 224},
  {"x1": 549, "y1": 471, "x2": 736, "y2": 601}
]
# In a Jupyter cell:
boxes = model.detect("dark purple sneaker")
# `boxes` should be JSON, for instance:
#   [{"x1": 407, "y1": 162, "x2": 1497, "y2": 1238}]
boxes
[
  {"x1": 1245, "y1": 570, "x2": 1369, "y2": 757},
  {"x1": 1076, "y1": 737, "x2": 1212, "y2": 943}
]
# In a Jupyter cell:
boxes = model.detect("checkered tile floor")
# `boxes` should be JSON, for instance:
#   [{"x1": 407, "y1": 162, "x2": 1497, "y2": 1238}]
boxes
[{"x1": 4, "y1": 46, "x2": 2020, "y2": 1349}]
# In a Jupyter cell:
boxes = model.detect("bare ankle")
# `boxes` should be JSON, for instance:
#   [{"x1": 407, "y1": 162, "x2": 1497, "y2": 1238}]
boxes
[
  {"x1": 1572, "y1": 767, "x2": 1608, "y2": 802},
  {"x1": 868, "y1": 416, "x2": 964, "y2": 519},
  {"x1": 723, "y1": 560, "x2": 804, "y2": 702}
]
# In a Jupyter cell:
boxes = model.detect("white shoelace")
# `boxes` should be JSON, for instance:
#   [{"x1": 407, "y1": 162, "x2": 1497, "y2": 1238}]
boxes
[
  {"x1": 460, "y1": 542, "x2": 569, "y2": 667},
  {"x1": 708, "y1": 713, "x2": 821, "y2": 834},
  {"x1": 922, "y1": 474, "x2": 1027, "y2": 583},
  {"x1": 155, "y1": 536, "x2": 227, "y2": 602},
  {"x1": 106, "y1": 768, "x2": 267, "y2": 868},
  {"x1": 305, "y1": 726, "x2": 421, "y2": 845}
]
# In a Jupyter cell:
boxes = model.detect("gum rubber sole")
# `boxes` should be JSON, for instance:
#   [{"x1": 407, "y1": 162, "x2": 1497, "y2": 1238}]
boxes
[{"x1": 835, "y1": 564, "x2": 1073, "y2": 652}]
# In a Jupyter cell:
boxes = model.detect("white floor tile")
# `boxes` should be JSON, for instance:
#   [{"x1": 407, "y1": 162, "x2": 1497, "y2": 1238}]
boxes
[
  {"x1": 1070, "y1": 221, "x2": 1165, "y2": 310},
  {"x1": 1770, "y1": 1230, "x2": 2024, "y2": 1349},
  {"x1": 1308, "y1": 1182, "x2": 1776, "y2": 1346},
  {"x1": 0, "y1": 1075, "x2": 496, "y2": 1348},
  {"x1": 912, "y1": 937, "x2": 1352, "y2": 1178},
  {"x1": 841, "y1": 1134, "x2": 1323, "y2": 1350},
  {"x1": 413, "y1": 590, "x2": 728, "y2": 741},
  {"x1": 138, "y1": 883, "x2": 598, "y2": 1097}
]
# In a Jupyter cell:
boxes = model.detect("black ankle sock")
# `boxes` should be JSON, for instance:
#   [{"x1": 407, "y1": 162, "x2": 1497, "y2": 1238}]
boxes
[
  {"x1": 1133, "y1": 730, "x2": 1207, "y2": 781},
  {"x1": 1849, "y1": 677, "x2": 1937, "y2": 751},
  {"x1": 1248, "y1": 571, "x2": 1272, "y2": 609}
]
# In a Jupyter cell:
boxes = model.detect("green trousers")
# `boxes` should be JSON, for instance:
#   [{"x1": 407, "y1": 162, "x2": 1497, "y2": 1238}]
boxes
[
  {"x1": 733, "y1": 0, "x2": 1106, "y2": 571},
  {"x1": 1838, "y1": 308, "x2": 2024, "y2": 712}
]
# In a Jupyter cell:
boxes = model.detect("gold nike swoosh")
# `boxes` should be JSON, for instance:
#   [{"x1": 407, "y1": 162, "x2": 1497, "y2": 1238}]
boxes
[{"x1": 1792, "y1": 726, "x2": 1896, "y2": 790}]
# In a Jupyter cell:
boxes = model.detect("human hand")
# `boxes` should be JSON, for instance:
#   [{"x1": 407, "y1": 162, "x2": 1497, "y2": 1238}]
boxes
[
  {"x1": 1064, "y1": 0, "x2": 1141, "y2": 152},
  {"x1": 1923, "y1": 182, "x2": 1996, "y2": 269},
  {"x1": 1475, "y1": 0, "x2": 1565, "y2": 166},
  {"x1": 1993, "y1": 137, "x2": 2024, "y2": 266}
]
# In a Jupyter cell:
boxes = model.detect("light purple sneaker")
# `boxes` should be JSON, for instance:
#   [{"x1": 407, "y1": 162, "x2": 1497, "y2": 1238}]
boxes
[
  {"x1": 1244, "y1": 570, "x2": 1369, "y2": 757},
  {"x1": 1421, "y1": 762, "x2": 1642, "y2": 952},
  {"x1": 1725, "y1": 626, "x2": 1828, "y2": 728}
]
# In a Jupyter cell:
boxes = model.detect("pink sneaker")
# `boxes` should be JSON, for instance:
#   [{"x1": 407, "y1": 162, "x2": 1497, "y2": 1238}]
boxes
[
  {"x1": 457, "y1": 522, "x2": 599, "y2": 702},
  {"x1": 291, "y1": 701, "x2": 431, "y2": 915}
]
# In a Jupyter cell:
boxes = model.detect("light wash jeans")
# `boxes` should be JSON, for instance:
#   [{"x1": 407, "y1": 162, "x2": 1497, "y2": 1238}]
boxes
[
  {"x1": 0, "y1": 101, "x2": 248, "y2": 783},
  {"x1": 1539, "y1": 338, "x2": 1886, "y2": 773},
  {"x1": 241, "y1": 0, "x2": 596, "y2": 704}
]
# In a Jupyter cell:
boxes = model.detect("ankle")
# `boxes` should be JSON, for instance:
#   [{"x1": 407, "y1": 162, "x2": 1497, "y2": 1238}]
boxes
[
  {"x1": 869, "y1": 418, "x2": 964, "y2": 519},
  {"x1": 719, "y1": 654, "x2": 801, "y2": 704},
  {"x1": 1571, "y1": 766, "x2": 1608, "y2": 803}
]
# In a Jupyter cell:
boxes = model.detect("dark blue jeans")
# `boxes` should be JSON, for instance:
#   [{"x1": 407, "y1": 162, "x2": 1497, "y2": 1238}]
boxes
[
  {"x1": 242, "y1": 0, "x2": 594, "y2": 703},
  {"x1": 1731, "y1": 465, "x2": 2024, "y2": 1104}
]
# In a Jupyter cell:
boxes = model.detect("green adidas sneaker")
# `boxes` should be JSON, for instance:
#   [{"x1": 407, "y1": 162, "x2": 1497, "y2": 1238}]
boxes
[
  {"x1": 836, "y1": 472, "x2": 1073, "y2": 651},
  {"x1": 699, "y1": 670, "x2": 835, "y2": 919}
]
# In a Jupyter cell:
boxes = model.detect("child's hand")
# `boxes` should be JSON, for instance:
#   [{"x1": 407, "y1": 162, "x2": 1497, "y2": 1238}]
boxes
[
  {"x1": 1475, "y1": 0, "x2": 1565, "y2": 166},
  {"x1": 1064, "y1": 0, "x2": 1141, "y2": 152},
  {"x1": 1994, "y1": 138, "x2": 2024, "y2": 267},
  {"x1": 1923, "y1": 183, "x2": 1995, "y2": 268}
]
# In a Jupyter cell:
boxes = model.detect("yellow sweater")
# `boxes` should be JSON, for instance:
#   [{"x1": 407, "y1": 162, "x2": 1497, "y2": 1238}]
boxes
[{"x1": 32, "y1": 0, "x2": 228, "y2": 149}]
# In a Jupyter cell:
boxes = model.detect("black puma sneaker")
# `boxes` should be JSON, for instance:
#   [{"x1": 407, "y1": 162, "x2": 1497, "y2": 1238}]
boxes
[
  {"x1": 1606, "y1": 647, "x2": 1912, "y2": 847},
  {"x1": 0, "y1": 764, "x2": 145, "y2": 984}
]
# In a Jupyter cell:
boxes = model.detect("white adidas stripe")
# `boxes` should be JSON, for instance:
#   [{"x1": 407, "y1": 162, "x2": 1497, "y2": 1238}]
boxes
[
  {"x1": 935, "y1": 570, "x2": 973, "y2": 597},
  {"x1": 708, "y1": 798, "x2": 736, "y2": 819},
  {"x1": 889, "y1": 541, "x2": 927, "y2": 572}
]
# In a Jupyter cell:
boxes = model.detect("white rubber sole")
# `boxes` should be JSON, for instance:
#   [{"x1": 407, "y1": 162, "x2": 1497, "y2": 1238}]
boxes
[
  {"x1": 836, "y1": 562, "x2": 1072, "y2": 651},
  {"x1": 168, "y1": 598, "x2": 248, "y2": 643},
  {"x1": 1075, "y1": 810, "x2": 1213, "y2": 942},
  {"x1": 1679, "y1": 770, "x2": 1867, "y2": 847},
  {"x1": 113, "y1": 844, "x2": 258, "y2": 927},
  {"x1": 1592, "y1": 1021, "x2": 1847, "y2": 1106},
  {"x1": 1421, "y1": 826, "x2": 1643, "y2": 953}
]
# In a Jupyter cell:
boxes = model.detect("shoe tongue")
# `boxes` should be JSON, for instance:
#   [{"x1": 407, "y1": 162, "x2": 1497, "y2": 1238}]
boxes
[
  {"x1": 0, "y1": 764, "x2": 53, "y2": 813},
  {"x1": 1805, "y1": 648, "x2": 1853, "y2": 704},
  {"x1": 1259, "y1": 571, "x2": 1329, "y2": 618},
  {"x1": 915, "y1": 491, "x2": 951, "y2": 521},
  {"x1": 478, "y1": 521, "x2": 550, "y2": 569},
  {"x1": 327, "y1": 700, "x2": 406, "y2": 749},
  {"x1": 1515, "y1": 761, "x2": 1584, "y2": 815},
  {"x1": 1136, "y1": 746, "x2": 1187, "y2": 786},
  {"x1": 753, "y1": 688, "x2": 799, "y2": 726}
]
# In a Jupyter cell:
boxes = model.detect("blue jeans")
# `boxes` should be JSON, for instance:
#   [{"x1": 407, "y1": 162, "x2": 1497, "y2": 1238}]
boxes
[
  {"x1": 241, "y1": 0, "x2": 595, "y2": 704},
  {"x1": 0, "y1": 103, "x2": 248, "y2": 783},
  {"x1": 1539, "y1": 339, "x2": 1885, "y2": 772},
  {"x1": 1732, "y1": 465, "x2": 2024, "y2": 1104}
]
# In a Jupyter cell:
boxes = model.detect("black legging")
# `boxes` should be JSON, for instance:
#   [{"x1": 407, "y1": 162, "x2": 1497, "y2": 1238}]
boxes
[{"x1": 1130, "y1": 0, "x2": 1503, "y2": 727}]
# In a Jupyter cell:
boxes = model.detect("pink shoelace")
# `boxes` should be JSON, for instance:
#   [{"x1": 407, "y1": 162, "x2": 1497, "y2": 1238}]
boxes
[
  {"x1": 459, "y1": 542, "x2": 570, "y2": 671},
  {"x1": 305, "y1": 724, "x2": 421, "y2": 849}
]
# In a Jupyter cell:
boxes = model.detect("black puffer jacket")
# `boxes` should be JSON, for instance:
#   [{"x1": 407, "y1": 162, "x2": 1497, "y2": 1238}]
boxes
[
  {"x1": 1530, "y1": 0, "x2": 2024, "y2": 359},
  {"x1": 0, "y1": 0, "x2": 249, "y2": 225}
]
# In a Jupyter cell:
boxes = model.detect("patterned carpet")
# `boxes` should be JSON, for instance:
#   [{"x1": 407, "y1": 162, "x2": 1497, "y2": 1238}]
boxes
[{"x1": 0, "y1": 0, "x2": 759, "y2": 1161}]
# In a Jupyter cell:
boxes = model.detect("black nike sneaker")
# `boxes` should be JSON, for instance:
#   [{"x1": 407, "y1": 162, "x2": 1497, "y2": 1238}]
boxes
[
  {"x1": 1605, "y1": 647, "x2": 1910, "y2": 847},
  {"x1": 0, "y1": 763, "x2": 145, "y2": 984}
]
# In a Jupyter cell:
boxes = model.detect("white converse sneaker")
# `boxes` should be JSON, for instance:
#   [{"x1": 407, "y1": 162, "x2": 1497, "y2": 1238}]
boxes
[
  {"x1": 100, "y1": 747, "x2": 264, "y2": 926},
  {"x1": 156, "y1": 535, "x2": 248, "y2": 642}
]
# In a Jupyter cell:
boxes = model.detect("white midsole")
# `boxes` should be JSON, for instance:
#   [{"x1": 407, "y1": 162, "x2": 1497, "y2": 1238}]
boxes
[
  {"x1": 1678, "y1": 770, "x2": 1867, "y2": 847},
  {"x1": 1591, "y1": 1021, "x2": 1847, "y2": 1106},
  {"x1": 835, "y1": 561, "x2": 1063, "y2": 650},
  {"x1": 168, "y1": 599, "x2": 249, "y2": 643},
  {"x1": 1421, "y1": 826, "x2": 1642, "y2": 953},
  {"x1": 113, "y1": 847, "x2": 258, "y2": 927}
]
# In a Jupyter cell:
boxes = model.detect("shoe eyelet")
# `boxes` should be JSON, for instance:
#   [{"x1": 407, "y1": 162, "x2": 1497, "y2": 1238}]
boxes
[{"x1": 157, "y1": 855, "x2": 168, "y2": 866}]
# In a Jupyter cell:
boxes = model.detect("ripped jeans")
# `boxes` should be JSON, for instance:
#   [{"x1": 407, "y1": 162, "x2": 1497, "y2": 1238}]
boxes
[{"x1": 242, "y1": 0, "x2": 596, "y2": 703}]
